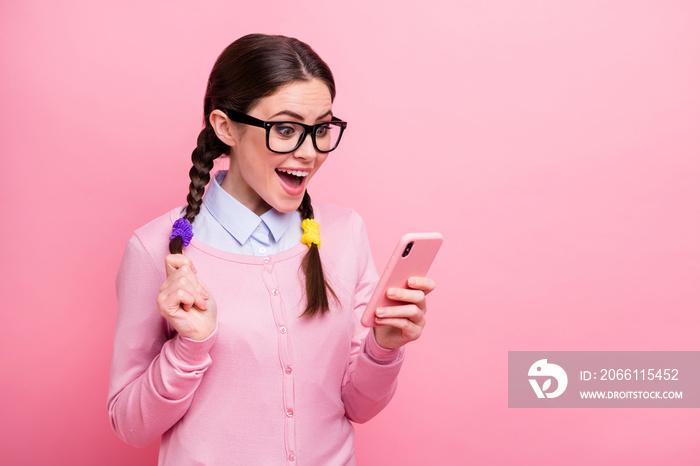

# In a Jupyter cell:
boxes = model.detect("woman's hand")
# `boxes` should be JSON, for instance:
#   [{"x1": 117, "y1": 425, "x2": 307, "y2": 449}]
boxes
[
  {"x1": 372, "y1": 276, "x2": 436, "y2": 350},
  {"x1": 156, "y1": 254, "x2": 217, "y2": 341}
]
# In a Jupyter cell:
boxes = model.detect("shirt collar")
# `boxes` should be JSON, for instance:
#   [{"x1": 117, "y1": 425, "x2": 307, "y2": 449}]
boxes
[
  {"x1": 260, "y1": 207, "x2": 293, "y2": 242},
  {"x1": 202, "y1": 170, "x2": 295, "y2": 245}
]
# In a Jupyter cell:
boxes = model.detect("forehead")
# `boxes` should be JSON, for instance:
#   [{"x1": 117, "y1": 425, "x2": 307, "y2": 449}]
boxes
[{"x1": 253, "y1": 79, "x2": 333, "y2": 119}]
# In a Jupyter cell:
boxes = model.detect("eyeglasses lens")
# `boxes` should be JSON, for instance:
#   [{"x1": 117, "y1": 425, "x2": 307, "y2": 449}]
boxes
[{"x1": 268, "y1": 122, "x2": 343, "y2": 153}]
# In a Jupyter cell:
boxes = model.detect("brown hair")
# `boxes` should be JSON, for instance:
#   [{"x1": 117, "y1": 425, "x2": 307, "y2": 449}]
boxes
[{"x1": 169, "y1": 34, "x2": 337, "y2": 317}]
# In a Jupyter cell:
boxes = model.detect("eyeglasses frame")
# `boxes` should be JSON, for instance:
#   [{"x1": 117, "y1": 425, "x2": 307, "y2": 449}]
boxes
[{"x1": 221, "y1": 108, "x2": 347, "y2": 154}]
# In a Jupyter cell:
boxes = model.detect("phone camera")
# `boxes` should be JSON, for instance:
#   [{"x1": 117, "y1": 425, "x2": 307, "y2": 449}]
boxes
[{"x1": 402, "y1": 241, "x2": 414, "y2": 258}]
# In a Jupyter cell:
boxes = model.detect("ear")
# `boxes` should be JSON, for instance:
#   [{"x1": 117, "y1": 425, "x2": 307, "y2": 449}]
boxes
[{"x1": 209, "y1": 110, "x2": 238, "y2": 147}]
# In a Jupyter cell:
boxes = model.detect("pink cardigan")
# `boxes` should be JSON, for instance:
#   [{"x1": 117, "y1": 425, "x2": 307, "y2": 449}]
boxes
[{"x1": 108, "y1": 203, "x2": 404, "y2": 465}]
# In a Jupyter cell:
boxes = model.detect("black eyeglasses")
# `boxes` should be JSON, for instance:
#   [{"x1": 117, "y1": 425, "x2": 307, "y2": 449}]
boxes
[{"x1": 221, "y1": 109, "x2": 347, "y2": 154}]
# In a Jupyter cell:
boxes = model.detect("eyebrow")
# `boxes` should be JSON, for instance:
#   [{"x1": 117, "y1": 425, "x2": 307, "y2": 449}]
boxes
[{"x1": 268, "y1": 110, "x2": 333, "y2": 122}]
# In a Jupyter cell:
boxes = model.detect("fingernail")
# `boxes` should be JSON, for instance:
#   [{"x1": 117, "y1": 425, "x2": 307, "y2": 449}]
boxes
[
  {"x1": 375, "y1": 308, "x2": 384, "y2": 317},
  {"x1": 388, "y1": 289, "x2": 397, "y2": 298},
  {"x1": 408, "y1": 278, "x2": 416, "y2": 286},
  {"x1": 201, "y1": 289, "x2": 210, "y2": 299}
]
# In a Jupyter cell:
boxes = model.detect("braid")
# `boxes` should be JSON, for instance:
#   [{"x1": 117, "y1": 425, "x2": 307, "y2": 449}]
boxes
[
  {"x1": 297, "y1": 190, "x2": 314, "y2": 223},
  {"x1": 299, "y1": 191, "x2": 337, "y2": 317},
  {"x1": 169, "y1": 127, "x2": 225, "y2": 254}
]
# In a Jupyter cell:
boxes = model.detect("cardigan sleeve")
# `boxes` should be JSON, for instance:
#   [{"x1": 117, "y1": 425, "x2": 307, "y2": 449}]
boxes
[
  {"x1": 341, "y1": 213, "x2": 405, "y2": 424},
  {"x1": 107, "y1": 233, "x2": 218, "y2": 447}
]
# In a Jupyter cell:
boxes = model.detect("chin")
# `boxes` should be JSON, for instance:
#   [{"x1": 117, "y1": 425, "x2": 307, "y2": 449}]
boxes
[{"x1": 271, "y1": 197, "x2": 304, "y2": 214}]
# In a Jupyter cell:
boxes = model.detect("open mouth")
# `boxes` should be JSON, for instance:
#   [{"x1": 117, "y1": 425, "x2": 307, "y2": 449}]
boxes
[{"x1": 276, "y1": 168, "x2": 308, "y2": 188}]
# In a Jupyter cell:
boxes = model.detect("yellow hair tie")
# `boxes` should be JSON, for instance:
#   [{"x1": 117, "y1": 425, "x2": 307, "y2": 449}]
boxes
[{"x1": 301, "y1": 218, "x2": 321, "y2": 248}]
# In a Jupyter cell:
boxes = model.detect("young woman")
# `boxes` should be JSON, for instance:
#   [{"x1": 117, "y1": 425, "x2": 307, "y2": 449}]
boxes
[{"x1": 108, "y1": 34, "x2": 435, "y2": 465}]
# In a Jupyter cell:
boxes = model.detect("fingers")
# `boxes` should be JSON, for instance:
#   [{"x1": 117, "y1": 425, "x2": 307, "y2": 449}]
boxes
[
  {"x1": 374, "y1": 317, "x2": 424, "y2": 342},
  {"x1": 406, "y1": 276, "x2": 436, "y2": 294},
  {"x1": 374, "y1": 304, "x2": 426, "y2": 343},
  {"x1": 375, "y1": 304, "x2": 426, "y2": 327},
  {"x1": 157, "y1": 285, "x2": 207, "y2": 315},
  {"x1": 373, "y1": 277, "x2": 435, "y2": 349},
  {"x1": 165, "y1": 254, "x2": 197, "y2": 277},
  {"x1": 158, "y1": 275, "x2": 204, "y2": 313},
  {"x1": 159, "y1": 255, "x2": 209, "y2": 313},
  {"x1": 157, "y1": 284, "x2": 195, "y2": 316},
  {"x1": 386, "y1": 288, "x2": 427, "y2": 315},
  {"x1": 385, "y1": 276, "x2": 435, "y2": 303}
]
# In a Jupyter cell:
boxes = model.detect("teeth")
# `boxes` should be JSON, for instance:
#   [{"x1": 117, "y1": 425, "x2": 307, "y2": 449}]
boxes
[{"x1": 277, "y1": 169, "x2": 309, "y2": 177}]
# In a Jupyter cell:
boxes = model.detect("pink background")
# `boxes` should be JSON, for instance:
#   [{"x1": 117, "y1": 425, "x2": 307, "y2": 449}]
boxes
[{"x1": 2, "y1": 1, "x2": 699, "y2": 464}]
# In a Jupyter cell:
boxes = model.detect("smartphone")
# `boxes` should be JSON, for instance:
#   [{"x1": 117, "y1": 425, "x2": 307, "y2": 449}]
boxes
[{"x1": 360, "y1": 232, "x2": 443, "y2": 327}]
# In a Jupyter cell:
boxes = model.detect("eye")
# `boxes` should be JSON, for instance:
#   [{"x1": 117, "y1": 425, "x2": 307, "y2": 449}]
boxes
[
  {"x1": 315, "y1": 124, "x2": 330, "y2": 138},
  {"x1": 274, "y1": 124, "x2": 298, "y2": 138}
]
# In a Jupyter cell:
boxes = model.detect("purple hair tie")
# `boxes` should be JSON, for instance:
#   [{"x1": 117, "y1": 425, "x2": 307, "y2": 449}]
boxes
[{"x1": 170, "y1": 218, "x2": 193, "y2": 246}]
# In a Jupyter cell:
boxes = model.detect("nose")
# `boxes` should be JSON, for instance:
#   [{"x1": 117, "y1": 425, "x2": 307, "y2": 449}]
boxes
[{"x1": 293, "y1": 132, "x2": 318, "y2": 161}]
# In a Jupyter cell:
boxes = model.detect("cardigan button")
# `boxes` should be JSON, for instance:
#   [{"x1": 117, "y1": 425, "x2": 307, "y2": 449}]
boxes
[
  {"x1": 279, "y1": 327, "x2": 287, "y2": 334},
  {"x1": 263, "y1": 257, "x2": 271, "y2": 264},
  {"x1": 288, "y1": 453, "x2": 296, "y2": 461},
  {"x1": 271, "y1": 289, "x2": 279, "y2": 296}
]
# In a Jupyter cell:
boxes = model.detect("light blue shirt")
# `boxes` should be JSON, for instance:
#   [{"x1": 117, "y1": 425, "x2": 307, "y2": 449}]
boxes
[{"x1": 190, "y1": 170, "x2": 302, "y2": 255}]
